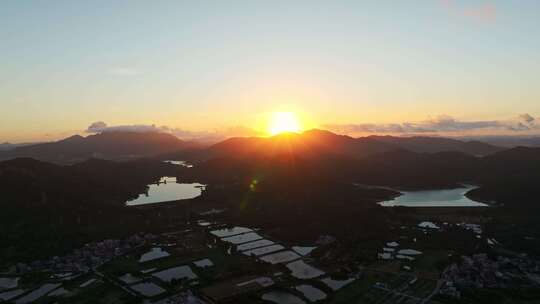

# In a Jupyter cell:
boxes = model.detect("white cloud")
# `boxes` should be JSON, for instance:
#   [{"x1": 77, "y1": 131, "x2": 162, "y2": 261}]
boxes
[
  {"x1": 86, "y1": 114, "x2": 539, "y2": 141},
  {"x1": 323, "y1": 114, "x2": 539, "y2": 136},
  {"x1": 519, "y1": 113, "x2": 535, "y2": 124},
  {"x1": 86, "y1": 122, "x2": 164, "y2": 134},
  {"x1": 85, "y1": 122, "x2": 263, "y2": 142}
]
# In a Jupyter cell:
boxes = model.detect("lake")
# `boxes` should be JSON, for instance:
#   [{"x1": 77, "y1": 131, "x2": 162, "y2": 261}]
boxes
[
  {"x1": 163, "y1": 160, "x2": 193, "y2": 168},
  {"x1": 126, "y1": 177, "x2": 205, "y2": 206},
  {"x1": 379, "y1": 186, "x2": 487, "y2": 207}
]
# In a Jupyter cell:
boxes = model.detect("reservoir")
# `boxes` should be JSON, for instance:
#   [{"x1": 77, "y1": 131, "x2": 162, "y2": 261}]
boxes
[
  {"x1": 126, "y1": 177, "x2": 205, "y2": 206},
  {"x1": 379, "y1": 186, "x2": 487, "y2": 207}
]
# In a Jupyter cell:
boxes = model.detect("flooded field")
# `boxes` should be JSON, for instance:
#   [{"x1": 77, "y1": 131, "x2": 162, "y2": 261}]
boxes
[
  {"x1": 130, "y1": 282, "x2": 166, "y2": 297},
  {"x1": 152, "y1": 265, "x2": 198, "y2": 282},
  {"x1": 221, "y1": 232, "x2": 262, "y2": 244},
  {"x1": 262, "y1": 291, "x2": 306, "y2": 304},
  {"x1": 292, "y1": 246, "x2": 317, "y2": 256},
  {"x1": 296, "y1": 284, "x2": 327, "y2": 302},
  {"x1": 118, "y1": 273, "x2": 141, "y2": 284},
  {"x1": 14, "y1": 283, "x2": 61, "y2": 304},
  {"x1": 139, "y1": 247, "x2": 170, "y2": 263},
  {"x1": 193, "y1": 258, "x2": 213, "y2": 268},
  {"x1": 237, "y1": 239, "x2": 274, "y2": 251},
  {"x1": 242, "y1": 244, "x2": 285, "y2": 257},
  {"x1": 210, "y1": 227, "x2": 252, "y2": 238},
  {"x1": 259, "y1": 250, "x2": 301, "y2": 264},
  {"x1": 0, "y1": 277, "x2": 19, "y2": 290},
  {"x1": 0, "y1": 289, "x2": 24, "y2": 302},
  {"x1": 286, "y1": 260, "x2": 325, "y2": 279},
  {"x1": 320, "y1": 277, "x2": 355, "y2": 291}
]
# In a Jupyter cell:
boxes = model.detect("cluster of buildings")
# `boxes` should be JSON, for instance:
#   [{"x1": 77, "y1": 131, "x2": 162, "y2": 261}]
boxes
[
  {"x1": 8, "y1": 234, "x2": 154, "y2": 275},
  {"x1": 441, "y1": 253, "x2": 540, "y2": 296}
]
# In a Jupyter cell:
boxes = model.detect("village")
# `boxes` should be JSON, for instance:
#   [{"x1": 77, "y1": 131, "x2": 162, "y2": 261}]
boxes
[{"x1": 1, "y1": 210, "x2": 540, "y2": 304}]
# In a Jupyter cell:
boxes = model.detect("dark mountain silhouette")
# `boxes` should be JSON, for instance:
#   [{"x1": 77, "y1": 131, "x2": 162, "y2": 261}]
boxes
[
  {"x1": 351, "y1": 150, "x2": 481, "y2": 189},
  {"x1": 0, "y1": 157, "x2": 179, "y2": 263},
  {"x1": 1, "y1": 129, "x2": 502, "y2": 164},
  {"x1": 482, "y1": 146, "x2": 540, "y2": 169},
  {"x1": 183, "y1": 143, "x2": 540, "y2": 203},
  {"x1": 183, "y1": 148, "x2": 481, "y2": 190},
  {"x1": 2, "y1": 144, "x2": 540, "y2": 265},
  {"x1": 367, "y1": 135, "x2": 502, "y2": 156},
  {"x1": 172, "y1": 129, "x2": 501, "y2": 162},
  {"x1": 195, "y1": 129, "x2": 392, "y2": 160},
  {"x1": 466, "y1": 147, "x2": 540, "y2": 206},
  {"x1": 458, "y1": 135, "x2": 540, "y2": 148},
  {"x1": 0, "y1": 132, "x2": 195, "y2": 163},
  {"x1": 0, "y1": 142, "x2": 35, "y2": 151}
]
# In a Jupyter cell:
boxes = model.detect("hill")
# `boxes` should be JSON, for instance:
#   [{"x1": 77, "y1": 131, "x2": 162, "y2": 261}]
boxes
[
  {"x1": 466, "y1": 147, "x2": 540, "y2": 206},
  {"x1": 199, "y1": 129, "x2": 391, "y2": 159},
  {"x1": 367, "y1": 135, "x2": 502, "y2": 156},
  {"x1": 0, "y1": 157, "x2": 180, "y2": 263},
  {"x1": 0, "y1": 132, "x2": 194, "y2": 163},
  {"x1": 1, "y1": 130, "x2": 503, "y2": 164},
  {"x1": 172, "y1": 129, "x2": 501, "y2": 162},
  {"x1": 182, "y1": 143, "x2": 540, "y2": 205},
  {"x1": 0, "y1": 142, "x2": 34, "y2": 151}
]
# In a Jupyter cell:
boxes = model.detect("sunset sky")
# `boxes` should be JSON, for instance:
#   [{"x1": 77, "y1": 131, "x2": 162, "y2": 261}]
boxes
[{"x1": 1, "y1": 1, "x2": 540, "y2": 142}]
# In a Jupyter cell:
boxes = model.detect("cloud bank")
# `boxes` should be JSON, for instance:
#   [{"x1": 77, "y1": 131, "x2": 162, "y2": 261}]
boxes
[
  {"x1": 86, "y1": 121, "x2": 262, "y2": 142},
  {"x1": 87, "y1": 114, "x2": 538, "y2": 142},
  {"x1": 86, "y1": 122, "x2": 164, "y2": 134},
  {"x1": 323, "y1": 114, "x2": 539, "y2": 136}
]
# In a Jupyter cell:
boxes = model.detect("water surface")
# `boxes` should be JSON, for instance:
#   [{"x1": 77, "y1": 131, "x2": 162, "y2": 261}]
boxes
[
  {"x1": 320, "y1": 277, "x2": 355, "y2": 291},
  {"x1": 139, "y1": 247, "x2": 170, "y2": 263},
  {"x1": 221, "y1": 232, "x2": 262, "y2": 245},
  {"x1": 130, "y1": 282, "x2": 166, "y2": 297},
  {"x1": 126, "y1": 177, "x2": 205, "y2": 206},
  {"x1": 0, "y1": 277, "x2": 19, "y2": 289},
  {"x1": 164, "y1": 160, "x2": 193, "y2": 168},
  {"x1": 242, "y1": 244, "x2": 285, "y2": 257},
  {"x1": 15, "y1": 283, "x2": 61, "y2": 304},
  {"x1": 292, "y1": 246, "x2": 317, "y2": 256},
  {"x1": 210, "y1": 227, "x2": 252, "y2": 238},
  {"x1": 296, "y1": 285, "x2": 327, "y2": 302},
  {"x1": 261, "y1": 291, "x2": 306, "y2": 304},
  {"x1": 259, "y1": 250, "x2": 300, "y2": 264},
  {"x1": 152, "y1": 265, "x2": 198, "y2": 282},
  {"x1": 379, "y1": 187, "x2": 487, "y2": 207},
  {"x1": 286, "y1": 260, "x2": 325, "y2": 279},
  {"x1": 237, "y1": 239, "x2": 274, "y2": 251}
]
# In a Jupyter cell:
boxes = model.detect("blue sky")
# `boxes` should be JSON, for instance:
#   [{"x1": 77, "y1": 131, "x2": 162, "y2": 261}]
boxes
[{"x1": 1, "y1": 1, "x2": 539, "y2": 141}]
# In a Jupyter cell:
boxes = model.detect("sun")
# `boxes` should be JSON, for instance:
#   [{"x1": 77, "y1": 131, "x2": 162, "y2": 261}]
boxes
[{"x1": 268, "y1": 112, "x2": 302, "y2": 135}]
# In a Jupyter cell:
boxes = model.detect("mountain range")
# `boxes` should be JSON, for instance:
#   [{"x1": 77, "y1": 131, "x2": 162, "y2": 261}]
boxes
[
  {"x1": 2, "y1": 131, "x2": 540, "y2": 264},
  {"x1": 0, "y1": 129, "x2": 506, "y2": 164},
  {"x1": 0, "y1": 132, "x2": 196, "y2": 163},
  {"x1": 167, "y1": 129, "x2": 503, "y2": 162}
]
